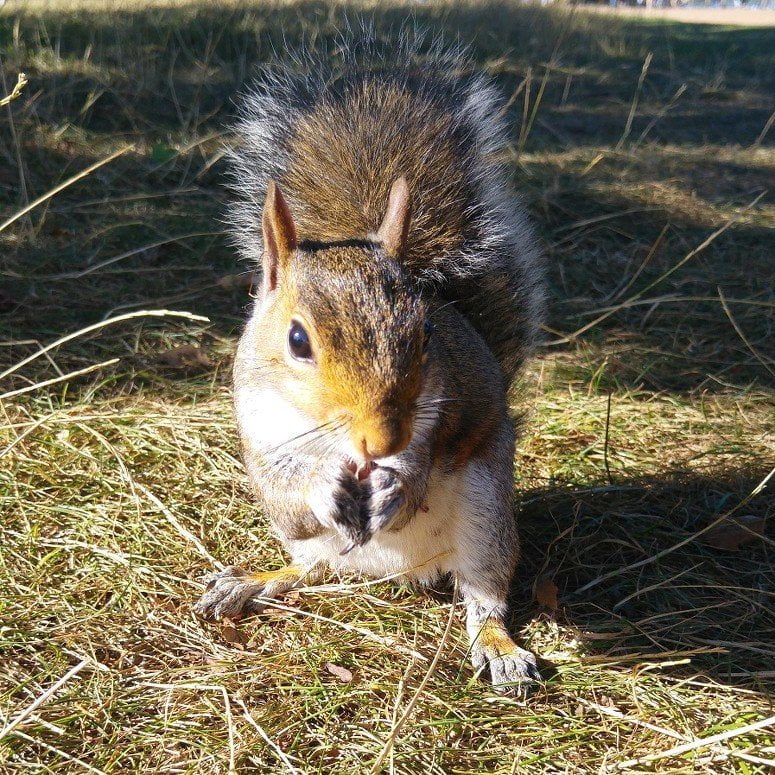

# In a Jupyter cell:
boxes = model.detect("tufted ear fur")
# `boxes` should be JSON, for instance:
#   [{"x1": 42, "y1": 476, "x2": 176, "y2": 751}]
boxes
[
  {"x1": 376, "y1": 177, "x2": 412, "y2": 258},
  {"x1": 261, "y1": 180, "x2": 297, "y2": 297}
]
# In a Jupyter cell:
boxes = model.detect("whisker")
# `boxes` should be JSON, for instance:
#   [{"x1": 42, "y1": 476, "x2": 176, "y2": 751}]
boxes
[
  {"x1": 296, "y1": 418, "x2": 351, "y2": 458},
  {"x1": 315, "y1": 426, "x2": 350, "y2": 460},
  {"x1": 417, "y1": 397, "x2": 461, "y2": 406},
  {"x1": 293, "y1": 421, "x2": 348, "y2": 456},
  {"x1": 415, "y1": 406, "x2": 453, "y2": 418},
  {"x1": 415, "y1": 411, "x2": 443, "y2": 421},
  {"x1": 266, "y1": 417, "x2": 347, "y2": 456},
  {"x1": 428, "y1": 299, "x2": 458, "y2": 318}
]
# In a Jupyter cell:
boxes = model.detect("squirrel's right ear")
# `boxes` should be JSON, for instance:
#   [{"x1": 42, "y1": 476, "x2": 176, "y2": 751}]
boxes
[
  {"x1": 377, "y1": 177, "x2": 412, "y2": 258},
  {"x1": 261, "y1": 180, "x2": 297, "y2": 297}
]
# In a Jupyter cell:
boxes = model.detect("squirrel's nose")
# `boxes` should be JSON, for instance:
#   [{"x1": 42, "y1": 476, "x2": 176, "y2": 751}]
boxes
[
  {"x1": 360, "y1": 437, "x2": 396, "y2": 460},
  {"x1": 358, "y1": 421, "x2": 411, "y2": 460}
]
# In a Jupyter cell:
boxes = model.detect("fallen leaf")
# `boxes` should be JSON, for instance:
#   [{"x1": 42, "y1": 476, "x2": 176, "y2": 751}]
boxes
[
  {"x1": 701, "y1": 514, "x2": 766, "y2": 551},
  {"x1": 534, "y1": 575, "x2": 559, "y2": 611},
  {"x1": 325, "y1": 662, "x2": 353, "y2": 683},
  {"x1": 221, "y1": 618, "x2": 248, "y2": 649},
  {"x1": 157, "y1": 344, "x2": 212, "y2": 372},
  {"x1": 218, "y1": 273, "x2": 256, "y2": 290},
  {"x1": 0, "y1": 288, "x2": 18, "y2": 314},
  {"x1": 151, "y1": 595, "x2": 178, "y2": 614},
  {"x1": 151, "y1": 141, "x2": 177, "y2": 164}
]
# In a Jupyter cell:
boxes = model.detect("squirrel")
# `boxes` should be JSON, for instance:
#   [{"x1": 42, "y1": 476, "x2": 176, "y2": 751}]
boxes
[{"x1": 194, "y1": 35, "x2": 545, "y2": 691}]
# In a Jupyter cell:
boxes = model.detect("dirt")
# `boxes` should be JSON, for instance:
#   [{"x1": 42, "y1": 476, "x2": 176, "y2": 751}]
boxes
[{"x1": 579, "y1": 5, "x2": 775, "y2": 27}]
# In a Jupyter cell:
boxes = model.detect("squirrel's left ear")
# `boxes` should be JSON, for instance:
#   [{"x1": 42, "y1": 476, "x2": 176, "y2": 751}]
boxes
[
  {"x1": 261, "y1": 180, "x2": 297, "y2": 297},
  {"x1": 377, "y1": 177, "x2": 412, "y2": 258}
]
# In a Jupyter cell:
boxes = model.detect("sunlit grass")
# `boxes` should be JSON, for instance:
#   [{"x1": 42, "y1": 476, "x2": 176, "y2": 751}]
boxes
[{"x1": 1, "y1": 1, "x2": 773, "y2": 772}]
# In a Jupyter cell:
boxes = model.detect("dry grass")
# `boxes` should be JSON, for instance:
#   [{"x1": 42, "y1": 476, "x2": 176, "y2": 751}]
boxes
[{"x1": 1, "y1": 1, "x2": 773, "y2": 772}]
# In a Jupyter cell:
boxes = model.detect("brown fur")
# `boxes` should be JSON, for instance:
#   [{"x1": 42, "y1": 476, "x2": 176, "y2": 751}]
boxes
[
  {"x1": 229, "y1": 39, "x2": 544, "y2": 386},
  {"x1": 281, "y1": 83, "x2": 470, "y2": 266}
]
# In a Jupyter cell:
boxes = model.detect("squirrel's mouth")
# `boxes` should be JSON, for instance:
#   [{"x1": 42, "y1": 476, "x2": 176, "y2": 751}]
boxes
[{"x1": 346, "y1": 459, "x2": 376, "y2": 480}]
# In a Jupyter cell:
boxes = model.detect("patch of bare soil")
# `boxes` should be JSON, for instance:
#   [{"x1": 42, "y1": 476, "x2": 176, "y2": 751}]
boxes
[{"x1": 580, "y1": 5, "x2": 775, "y2": 26}]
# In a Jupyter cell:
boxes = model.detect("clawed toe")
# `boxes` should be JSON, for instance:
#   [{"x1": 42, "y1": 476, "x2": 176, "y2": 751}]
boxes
[
  {"x1": 194, "y1": 565, "x2": 305, "y2": 621},
  {"x1": 193, "y1": 566, "x2": 260, "y2": 621},
  {"x1": 473, "y1": 645, "x2": 542, "y2": 694}
]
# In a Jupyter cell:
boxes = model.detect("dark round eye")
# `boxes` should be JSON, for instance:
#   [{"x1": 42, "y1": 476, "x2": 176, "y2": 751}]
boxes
[
  {"x1": 423, "y1": 320, "x2": 433, "y2": 352},
  {"x1": 288, "y1": 321, "x2": 313, "y2": 361}
]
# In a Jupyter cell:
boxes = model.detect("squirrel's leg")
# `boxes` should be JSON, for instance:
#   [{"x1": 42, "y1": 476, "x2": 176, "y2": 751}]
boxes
[
  {"x1": 461, "y1": 592, "x2": 541, "y2": 692},
  {"x1": 194, "y1": 563, "x2": 321, "y2": 621},
  {"x1": 192, "y1": 449, "x2": 354, "y2": 620},
  {"x1": 454, "y1": 443, "x2": 541, "y2": 692}
]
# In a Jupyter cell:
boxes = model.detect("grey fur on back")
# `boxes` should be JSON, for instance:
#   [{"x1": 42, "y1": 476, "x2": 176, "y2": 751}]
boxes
[{"x1": 228, "y1": 31, "x2": 545, "y2": 387}]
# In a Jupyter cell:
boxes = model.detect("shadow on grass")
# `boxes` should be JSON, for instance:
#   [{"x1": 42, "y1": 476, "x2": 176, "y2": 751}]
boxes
[
  {"x1": 2, "y1": 1, "x2": 773, "y2": 396},
  {"x1": 3, "y1": 2, "x2": 772, "y2": 137},
  {"x1": 511, "y1": 465, "x2": 773, "y2": 689},
  {"x1": 540, "y1": 184, "x2": 774, "y2": 392},
  {"x1": 1, "y1": 8, "x2": 773, "y2": 770}
]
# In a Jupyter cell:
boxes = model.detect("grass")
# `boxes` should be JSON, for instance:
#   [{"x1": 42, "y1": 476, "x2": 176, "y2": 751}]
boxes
[{"x1": 1, "y1": 0, "x2": 773, "y2": 772}]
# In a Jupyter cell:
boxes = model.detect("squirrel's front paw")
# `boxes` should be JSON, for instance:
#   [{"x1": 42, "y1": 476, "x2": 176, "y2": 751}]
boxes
[
  {"x1": 363, "y1": 466, "x2": 406, "y2": 534},
  {"x1": 308, "y1": 465, "x2": 365, "y2": 547}
]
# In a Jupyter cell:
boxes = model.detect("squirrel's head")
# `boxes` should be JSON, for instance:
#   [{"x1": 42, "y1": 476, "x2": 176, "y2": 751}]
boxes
[{"x1": 254, "y1": 178, "x2": 430, "y2": 462}]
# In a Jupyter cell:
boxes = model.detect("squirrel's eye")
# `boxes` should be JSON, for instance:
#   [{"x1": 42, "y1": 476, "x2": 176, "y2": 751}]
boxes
[
  {"x1": 288, "y1": 321, "x2": 313, "y2": 361},
  {"x1": 423, "y1": 320, "x2": 433, "y2": 352}
]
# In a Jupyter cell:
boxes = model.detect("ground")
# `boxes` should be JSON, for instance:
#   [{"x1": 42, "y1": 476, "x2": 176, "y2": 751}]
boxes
[
  {"x1": 582, "y1": 4, "x2": 775, "y2": 27},
  {"x1": 0, "y1": 1, "x2": 773, "y2": 773}
]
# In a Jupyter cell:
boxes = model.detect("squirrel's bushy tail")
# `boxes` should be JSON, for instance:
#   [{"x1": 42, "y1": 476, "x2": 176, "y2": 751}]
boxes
[{"x1": 228, "y1": 29, "x2": 545, "y2": 387}]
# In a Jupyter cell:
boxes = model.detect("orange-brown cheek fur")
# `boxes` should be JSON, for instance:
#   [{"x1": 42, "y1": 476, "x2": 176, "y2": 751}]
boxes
[
  {"x1": 283, "y1": 369, "x2": 330, "y2": 423},
  {"x1": 271, "y1": 279, "x2": 423, "y2": 454},
  {"x1": 284, "y1": 334, "x2": 346, "y2": 429},
  {"x1": 262, "y1": 288, "x2": 333, "y2": 425},
  {"x1": 316, "y1": 360, "x2": 352, "y2": 420}
]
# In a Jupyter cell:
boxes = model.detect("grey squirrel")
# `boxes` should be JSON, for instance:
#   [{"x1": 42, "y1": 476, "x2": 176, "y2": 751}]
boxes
[{"x1": 194, "y1": 35, "x2": 545, "y2": 690}]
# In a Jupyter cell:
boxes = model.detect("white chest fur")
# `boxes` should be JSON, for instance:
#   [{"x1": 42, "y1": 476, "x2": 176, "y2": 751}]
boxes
[{"x1": 286, "y1": 468, "x2": 463, "y2": 585}]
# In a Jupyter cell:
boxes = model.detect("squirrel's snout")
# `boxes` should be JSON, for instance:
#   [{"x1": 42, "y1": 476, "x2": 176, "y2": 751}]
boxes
[
  {"x1": 358, "y1": 435, "x2": 405, "y2": 461},
  {"x1": 354, "y1": 418, "x2": 412, "y2": 461}
]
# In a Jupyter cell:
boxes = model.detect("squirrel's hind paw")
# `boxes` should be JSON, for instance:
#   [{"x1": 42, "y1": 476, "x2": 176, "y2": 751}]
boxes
[
  {"x1": 470, "y1": 618, "x2": 542, "y2": 695},
  {"x1": 472, "y1": 645, "x2": 542, "y2": 695},
  {"x1": 193, "y1": 564, "x2": 302, "y2": 620}
]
